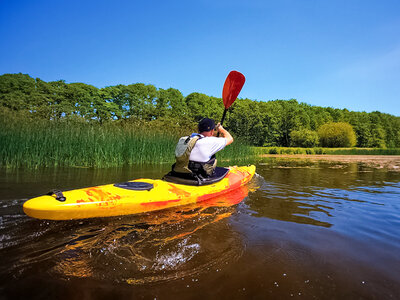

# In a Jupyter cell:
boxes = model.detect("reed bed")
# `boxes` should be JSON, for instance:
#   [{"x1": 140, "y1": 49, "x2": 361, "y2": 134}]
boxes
[
  {"x1": 254, "y1": 147, "x2": 400, "y2": 156},
  {"x1": 0, "y1": 113, "x2": 254, "y2": 169},
  {"x1": 0, "y1": 122, "x2": 174, "y2": 168}
]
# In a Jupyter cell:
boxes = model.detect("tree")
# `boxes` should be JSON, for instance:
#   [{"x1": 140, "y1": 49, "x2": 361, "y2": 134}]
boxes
[
  {"x1": 0, "y1": 73, "x2": 36, "y2": 111},
  {"x1": 156, "y1": 88, "x2": 187, "y2": 119},
  {"x1": 47, "y1": 80, "x2": 75, "y2": 119},
  {"x1": 227, "y1": 99, "x2": 267, "y2": 146},
  {"x1": 291, "y1": 129, "x2": 319, "y2": 147},
  {"x1": 308, "y1": 106, "x2": 333, "y2": 130},
  {"x1": 125, "y1": 83, "x2": 158, "y2": 120},
  {"x1": 318, "y1": 122, "x2": 357, "y2": 147},
  {"x1": 274, "y1": 99, "x2": 305, "y2": 147},
  {"x1": 100, "y1": 85, "x2": 129, "y2": 120},
  {"x1": 369, "y1": 126, "x2": 386, "y2": 148},
  {"x1": 2, "y1": 73, "x2": 400, "y2": 147},
  {"x1": 185, "y1": 93, "x2": 223, "y2": 121}
]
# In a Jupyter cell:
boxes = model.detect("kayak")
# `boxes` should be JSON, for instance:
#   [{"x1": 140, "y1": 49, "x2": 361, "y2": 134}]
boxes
[{"x1": 23, "y1": 165, "x2": 256, "y2": 220}]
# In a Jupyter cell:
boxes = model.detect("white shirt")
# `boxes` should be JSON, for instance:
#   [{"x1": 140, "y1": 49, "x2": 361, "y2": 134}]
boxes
[{"x1": 189, "y1": 134, "x2": 227, "y2": 162}]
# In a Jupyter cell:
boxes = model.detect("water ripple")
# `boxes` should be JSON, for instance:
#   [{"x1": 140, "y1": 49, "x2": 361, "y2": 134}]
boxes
[
  {"x1": 0, "y1": 186, "x2": 251, "y2": 285},
  {"x1": 248, "y1": 164, "x2": 400, "y2": 251}
]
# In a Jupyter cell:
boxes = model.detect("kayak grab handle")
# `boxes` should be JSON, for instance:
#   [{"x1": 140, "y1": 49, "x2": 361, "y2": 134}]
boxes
[{"x1": 47, "y1": 190, "x2": 66, "y2": 202}]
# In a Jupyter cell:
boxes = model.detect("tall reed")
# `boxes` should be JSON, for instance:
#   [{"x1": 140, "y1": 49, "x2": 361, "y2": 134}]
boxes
[
  {"x1": 1, "y1": 121, "x2": 175, "y2": 168},
  {"x1": 0, "y1": 110, "x2": 255, "y2": 168}
]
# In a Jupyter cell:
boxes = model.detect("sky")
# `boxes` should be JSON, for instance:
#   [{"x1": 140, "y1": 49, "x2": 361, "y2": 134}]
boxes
[{"x1": 1, "y1": 0, "x2": 400, "y2": 116}]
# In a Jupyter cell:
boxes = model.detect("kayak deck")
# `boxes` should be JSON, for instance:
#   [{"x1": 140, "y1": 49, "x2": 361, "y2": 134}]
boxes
[{"x1": 23, "y1": 165, "x2": 256, "y2": 220}]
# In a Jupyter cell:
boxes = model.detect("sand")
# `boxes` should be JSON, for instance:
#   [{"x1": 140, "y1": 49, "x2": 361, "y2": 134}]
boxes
[{"x1": 261, "y1": 154, "x2": 400, "y2": 171}]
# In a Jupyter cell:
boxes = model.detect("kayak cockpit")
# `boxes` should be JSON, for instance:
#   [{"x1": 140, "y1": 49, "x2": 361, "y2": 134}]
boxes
[{"x1": 163, "y1": 167, "x2": 229, "y2": 186}]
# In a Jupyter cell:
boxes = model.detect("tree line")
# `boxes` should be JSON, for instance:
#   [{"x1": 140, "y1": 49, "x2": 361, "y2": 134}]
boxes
[{"x1": 1, "y1": 73, "x2": 400, "y2": 148}]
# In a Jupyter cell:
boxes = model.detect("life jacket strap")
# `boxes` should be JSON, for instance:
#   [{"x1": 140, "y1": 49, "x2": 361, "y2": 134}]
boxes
[
  {"x1": 188, "y1": 155, "x2": 217, "y2": 177},
  {"x1": 173, "y1": 135, "x2": 202, "y2": 174}
]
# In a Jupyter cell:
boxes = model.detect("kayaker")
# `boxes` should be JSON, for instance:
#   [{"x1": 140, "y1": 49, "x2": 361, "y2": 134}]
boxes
[{"x1": 172, "y1": 118, "x2": 233, "y2": 179}]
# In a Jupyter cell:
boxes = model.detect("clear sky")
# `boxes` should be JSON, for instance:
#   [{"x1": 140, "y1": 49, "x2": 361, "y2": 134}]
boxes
[{"x1": 1, "y1": 0, "x2": 399, "y2": 116}]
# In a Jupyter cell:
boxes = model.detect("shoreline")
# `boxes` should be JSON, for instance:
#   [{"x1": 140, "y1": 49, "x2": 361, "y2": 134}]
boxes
[{"x1": 261, "y1": 154, "x2": 400, "y2": 171}]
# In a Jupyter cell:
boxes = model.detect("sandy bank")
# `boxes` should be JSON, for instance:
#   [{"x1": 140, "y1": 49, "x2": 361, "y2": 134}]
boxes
[{"x1": 261, "y1": 154, "x2": 400, "y2": 171}]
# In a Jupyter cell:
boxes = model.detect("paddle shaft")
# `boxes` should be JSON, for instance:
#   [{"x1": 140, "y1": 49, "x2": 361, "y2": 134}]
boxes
[
  {"x1": 220, "y1": 109, "x2": 228, "y2": 126},
  {"x1": 217, "y1": 109, "x2": 228, "y2": 137}
]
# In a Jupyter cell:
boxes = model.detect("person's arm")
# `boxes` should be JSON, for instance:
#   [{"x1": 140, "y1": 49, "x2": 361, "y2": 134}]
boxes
[{"x1": 217, "y1": 124, "x2": 234, "y2": 145}]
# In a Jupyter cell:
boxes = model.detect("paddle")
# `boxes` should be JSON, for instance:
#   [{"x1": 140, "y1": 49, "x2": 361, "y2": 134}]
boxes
[{"x1": 218, "y1": 71, "x2": 245, "y2": 134}]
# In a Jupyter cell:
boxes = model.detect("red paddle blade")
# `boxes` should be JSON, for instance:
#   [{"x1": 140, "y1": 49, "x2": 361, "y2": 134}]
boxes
[{"x1": 222, "y1": 71, "x2": 245, "y2": 109}]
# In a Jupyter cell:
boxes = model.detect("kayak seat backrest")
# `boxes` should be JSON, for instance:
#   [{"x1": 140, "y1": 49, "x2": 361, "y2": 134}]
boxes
[
  {"x1": 163, "y1": 167, "x2": 230, "y2": 186},
  {"x1": 114, "y1": 182, "x2": 154, "y2": 191}
]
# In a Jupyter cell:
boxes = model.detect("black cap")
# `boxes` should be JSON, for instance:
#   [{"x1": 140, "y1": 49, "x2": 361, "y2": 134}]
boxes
[{"x1": 198, "y1": 118, "x2": 215, "y2": 132}]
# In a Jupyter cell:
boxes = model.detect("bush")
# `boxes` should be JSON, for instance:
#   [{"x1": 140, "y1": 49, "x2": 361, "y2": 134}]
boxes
[
  {"x1": 318, "y1": 122, "x2": 357, "y2": 148},
  {"x1": 314, "y1": 147, "x2": 326, "y2": 154},
  {"x1": 281, "y1": 148, "x2": 293, "y2": 154},
  {"x1": 293, "y1": 148, "x2": 306, "y2": 154},
  {"x1": 268, "y1": 147, "x2": 278, "y2": 154},
  {"x1": 291, "y1": 129, "x2": 319, "y2": 147},
  {"x1": 305, "y1": 148, "x2": 315, "y2": 154}
]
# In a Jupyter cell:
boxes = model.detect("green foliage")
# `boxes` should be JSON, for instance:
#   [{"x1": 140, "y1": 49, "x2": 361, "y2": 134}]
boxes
[
  {"x1": 369, "y1": 126, "x2": 386, "y2": 148},
  {"x1": 314, "y1": 148, "x2": 327, "y2": 155},
  {"x1": 305, "y1": 148, "x2": 315, "y2": 154},
  {"x1": 185, "y1": 93, "x2": 223, "y2": 121},
  {"x1": 254, "y1": 147, "x2": 400, "y2": 156},
  {"x1": 0, "y1": 107, "x2": 254, "y2": 168},
  {"x1": 157, "y1": 88, "x2": 187, "y2": 119},
  {"x1": 318, "y1": 122, "x2": 357, "y2": 148},
  {"x1": 0, "y1": 73, "x2": 36, "y2": 111},
  {"x1": 268, "y1": 147, "x2": 278, "y2": 154},
  {"x1": 290, "y1": 129, "x2": 319, "y2": 147},
  {"x1": 0, "y1": 110, "x2": 173, "y2": 168},
  {"x1": 215, "y1": 139, "x2": 255, "y2": 164},
  {"x1": 1, "y1": 73, "x2": 400, "y2": 151},
  {"x1": 227, "y1": 99, "x2": 267, "y2": 146},
  {"x1": 275, "y1": 99, "x2": 306, "y2": 146}
]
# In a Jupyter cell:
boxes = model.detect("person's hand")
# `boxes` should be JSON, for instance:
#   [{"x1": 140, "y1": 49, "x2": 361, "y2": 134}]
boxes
[
  {"x1": 215, "y1": 123, "x2": 223, "y2": 132},
  {"x1": 215, "y1": 123, "x2": 233, "y2": 144}
]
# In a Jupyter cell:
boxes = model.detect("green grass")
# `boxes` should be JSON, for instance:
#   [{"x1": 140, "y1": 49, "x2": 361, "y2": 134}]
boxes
[
  {"x1": 217, "y1": 141, "x2": 255, "y2": 164},
  {"x1": 254, "y1": 147, "x2": 400, "y2": 156},
  {"x1": 0, "y1": 121, "x2": 175, "y2": 168},
  {"x1": 0, "y1": 111, "x2": 254, "y2": 168},
  {"x1": 3, "y1": 109, "x2": 397, "y2": 169}
]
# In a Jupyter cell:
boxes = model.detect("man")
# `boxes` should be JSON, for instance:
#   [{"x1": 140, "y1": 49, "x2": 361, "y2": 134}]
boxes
[{"x1": 172, "y1": 118, "x2": 233, "y2": 179}]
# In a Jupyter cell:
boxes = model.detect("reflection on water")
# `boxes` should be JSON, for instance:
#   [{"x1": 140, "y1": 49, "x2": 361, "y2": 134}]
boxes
[
  {"x1": 0, "y1": 182, "x2": 251, "y2": 288},
  {"x1": 249, "y1": 160, "x2": 400, "y2": 244},
  {"x1": 1, "y1": 159, "x2": 400, "y2": 299}
]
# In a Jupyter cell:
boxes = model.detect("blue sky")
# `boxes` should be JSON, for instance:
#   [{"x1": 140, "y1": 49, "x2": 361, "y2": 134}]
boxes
[{"x1": 1, "y1": 0, "x2": 399, "y2": 116}]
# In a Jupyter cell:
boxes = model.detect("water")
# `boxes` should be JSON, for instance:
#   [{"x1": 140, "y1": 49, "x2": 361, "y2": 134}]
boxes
[{"x1": 1, "y1": 159, "x2": 400, "y2": 299}]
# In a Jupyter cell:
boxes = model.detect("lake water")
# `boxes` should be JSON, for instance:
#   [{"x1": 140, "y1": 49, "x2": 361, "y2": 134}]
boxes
[{"x1": 1, "y1": 159, "x2": 400, "y2": 299}]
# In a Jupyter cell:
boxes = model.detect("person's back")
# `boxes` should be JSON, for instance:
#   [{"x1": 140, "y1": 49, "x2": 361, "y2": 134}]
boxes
[{"x1": 172, "y1": 118, "x2": 233, "y2": 179}]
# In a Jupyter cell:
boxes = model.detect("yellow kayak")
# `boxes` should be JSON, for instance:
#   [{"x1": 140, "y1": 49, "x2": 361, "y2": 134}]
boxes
[{"x1": 23, "y1": 165, "x2": 256, "y2": 220}]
